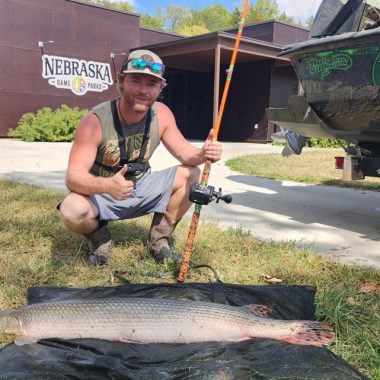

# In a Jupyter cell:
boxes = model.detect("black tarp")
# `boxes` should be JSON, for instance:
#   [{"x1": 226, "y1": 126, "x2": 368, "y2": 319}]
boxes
[{"x1": 0, "y1": 283, "x2": 368, "y2": 379}]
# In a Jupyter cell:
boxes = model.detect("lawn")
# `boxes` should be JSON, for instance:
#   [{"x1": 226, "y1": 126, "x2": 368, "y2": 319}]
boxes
[
  {"x1": 0, "y1": 179, "x2": 379, "y2": 378},
  {"x1": 226, "y1": 148, "x2": 380, "y2": 191}
]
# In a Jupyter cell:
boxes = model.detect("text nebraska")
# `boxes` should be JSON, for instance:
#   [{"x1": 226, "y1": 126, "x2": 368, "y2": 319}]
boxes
[{"x1": 42, "y1": 54, "x2": 112, "y2": 84}]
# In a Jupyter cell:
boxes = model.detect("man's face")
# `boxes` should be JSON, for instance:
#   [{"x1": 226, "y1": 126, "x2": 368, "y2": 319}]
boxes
[{"x1": 121, "y1": 73, "x2": 164, "y2": 113}]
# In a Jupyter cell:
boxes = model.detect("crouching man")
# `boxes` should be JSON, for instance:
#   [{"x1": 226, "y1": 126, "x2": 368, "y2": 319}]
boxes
[{"x1": 58, "y1": 49, "x2": 222, "y2": 265}]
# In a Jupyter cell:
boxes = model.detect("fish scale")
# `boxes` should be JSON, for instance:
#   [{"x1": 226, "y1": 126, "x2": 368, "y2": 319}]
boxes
[{"x1": 0, "y1": 297, "x2": 334, "y2": 346}]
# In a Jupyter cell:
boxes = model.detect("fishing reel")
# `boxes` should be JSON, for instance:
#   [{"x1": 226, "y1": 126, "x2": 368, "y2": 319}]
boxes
[{"x1": 189, "y1": 183, "x2": 232, "y2": 205}]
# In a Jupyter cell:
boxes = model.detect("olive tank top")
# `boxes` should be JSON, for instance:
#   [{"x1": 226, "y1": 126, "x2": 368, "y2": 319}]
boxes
[{"x1": 90, "y1": 100, "x2": 160, "y2": 178}]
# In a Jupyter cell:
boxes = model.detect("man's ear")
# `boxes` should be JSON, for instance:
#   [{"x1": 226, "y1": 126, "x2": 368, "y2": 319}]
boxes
[{"x1": 161, "y1": 81, "x2": 167, "y2": 89}]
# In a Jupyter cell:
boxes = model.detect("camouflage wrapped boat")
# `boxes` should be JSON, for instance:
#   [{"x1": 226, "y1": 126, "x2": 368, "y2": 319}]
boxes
[{"x1": 266, "y1": 0, "x2": 380, "y2": 177}]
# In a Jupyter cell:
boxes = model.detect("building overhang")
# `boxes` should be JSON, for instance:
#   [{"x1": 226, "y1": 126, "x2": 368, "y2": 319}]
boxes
[{"x1": 137, "y1": 31, "x2": 291, "y2": 73}]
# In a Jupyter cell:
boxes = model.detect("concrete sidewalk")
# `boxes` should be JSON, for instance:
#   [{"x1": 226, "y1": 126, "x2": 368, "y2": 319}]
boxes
[{"x1": 0, "y1": 138, "x2": 379, "y2": 270}]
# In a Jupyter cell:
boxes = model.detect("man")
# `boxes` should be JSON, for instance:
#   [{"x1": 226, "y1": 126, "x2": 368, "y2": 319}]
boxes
[{"x1": 59, "y1": 49, "x2": 222, "y2": 266}]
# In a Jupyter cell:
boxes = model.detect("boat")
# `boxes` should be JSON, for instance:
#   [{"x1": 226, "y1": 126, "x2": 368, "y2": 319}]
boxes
[{"x1": 266, "y1": 0, "x2": 380, "y2": 177}]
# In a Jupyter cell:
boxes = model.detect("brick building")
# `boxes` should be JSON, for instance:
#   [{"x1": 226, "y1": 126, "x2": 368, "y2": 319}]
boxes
[{"x1": 0, "y1": 0, "x2": 310, "y2": 141}]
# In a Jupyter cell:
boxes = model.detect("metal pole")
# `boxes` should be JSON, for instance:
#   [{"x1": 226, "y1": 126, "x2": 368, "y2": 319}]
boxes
[{"x1": 177, "y1": 0, "x2": 250, "y2": 282}]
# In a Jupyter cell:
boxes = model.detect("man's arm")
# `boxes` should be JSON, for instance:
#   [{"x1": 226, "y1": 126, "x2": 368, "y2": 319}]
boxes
[
  {"x1": 156, "y1": 102, "x2": 222, "y2": 166},
  {"x1": 65, "y1": 113, "x2": 134, "y2": 200}
]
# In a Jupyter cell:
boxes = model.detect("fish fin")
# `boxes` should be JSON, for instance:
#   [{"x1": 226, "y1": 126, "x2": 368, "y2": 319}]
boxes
[
  {"x1": 280, "y1": 321, "x2": 334, "y2": 347},
  {"x1": 242, "y1": 304, "x2": 272, "y2": 317},
  {"x1": 14, "y1": 336, "x2": 39, "y2": 346}
]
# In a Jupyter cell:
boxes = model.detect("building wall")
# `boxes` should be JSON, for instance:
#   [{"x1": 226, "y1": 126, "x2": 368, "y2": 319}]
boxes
[
  {"x1": 228, "y1": 21, "x2": 310, "y2": 45},
  {"x1": 176, "y1": 22, "x2": 309, "y2": 142},
  {"x1": 272, "y1": 23, "x2": 310, "y2": 45},
  {"x1": 269, "y1": 66, "x2": 298, "y2": 107},
  {"x1": 241, "y1": 23, "x2": 275, "y2": 42},
  {"x1": 185, "y1": 71, "x2": 213, "y2": 139},
  {"x1": 0, "y1": 0, "x2": 141, "y2": 136},
  {"x1": 267, "y1": 65, "x2": 299, "y2": 138},
  {"x1": 139, "y1": 28, "x2": 183, "y2": 46},
  {"x1": 0, "y1": 1, "x2": 306, "y2": 143},
  {"x1": 219, "y1": 60, "x2": 273, "y2": 142},
  {"x1": 0, "y1": 0, "x2": 180, "y2": 137}
]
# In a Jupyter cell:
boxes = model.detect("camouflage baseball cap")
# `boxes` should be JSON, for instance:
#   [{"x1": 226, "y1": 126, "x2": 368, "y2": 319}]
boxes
[{"x1": 121, "y1": 49, "x2": 166, "y2": 82}]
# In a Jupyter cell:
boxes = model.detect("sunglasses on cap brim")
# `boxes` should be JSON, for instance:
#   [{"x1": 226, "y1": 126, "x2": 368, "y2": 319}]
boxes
[{"x1": 126, "y1": 58, "x2": 165, "y2": 76}]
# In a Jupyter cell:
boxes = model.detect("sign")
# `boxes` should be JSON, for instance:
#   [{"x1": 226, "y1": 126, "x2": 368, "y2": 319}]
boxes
[{"x1": 41, "y1": 54, "x2": 113, "y2": 96}]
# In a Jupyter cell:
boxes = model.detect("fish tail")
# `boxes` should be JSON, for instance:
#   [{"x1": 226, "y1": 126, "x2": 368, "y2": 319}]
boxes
[{"x1": 280, "y1": 321, "x2": 334, "y2": 347}]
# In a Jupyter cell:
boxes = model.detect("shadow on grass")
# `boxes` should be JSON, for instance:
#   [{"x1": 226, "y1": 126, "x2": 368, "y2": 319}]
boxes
[
  {"x1": 49, "y1": 220, "x2": 151, "y2": 267},
  {"x1": 322, "y1": 179, "x2": 380, "y2": 190}
]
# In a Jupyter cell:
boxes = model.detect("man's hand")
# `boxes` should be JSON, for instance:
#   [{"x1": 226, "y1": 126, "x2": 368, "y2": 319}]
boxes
[
  {"x1": 108, "y1": 165, "x2": 135, "y2": 200},
  {"x1": 202, "y1": 129, "x2": 222, "y2": 163}
]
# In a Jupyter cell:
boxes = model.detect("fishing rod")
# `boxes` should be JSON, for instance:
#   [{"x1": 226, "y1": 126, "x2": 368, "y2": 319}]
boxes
[{"x1": 177, "y1": 0, "x2": 250, "y2": 283}]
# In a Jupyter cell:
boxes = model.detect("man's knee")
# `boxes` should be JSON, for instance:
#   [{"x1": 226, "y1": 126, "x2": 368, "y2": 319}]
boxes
[
  {"x1": 174, "y1": 165, "x2": 201, "y2": 188},
  {"x1": 189, "y1": 166, "x2": 201, "y2": 182},
  {"x1": 59, "y1": 193, "x2": 96, "y2": 225}
]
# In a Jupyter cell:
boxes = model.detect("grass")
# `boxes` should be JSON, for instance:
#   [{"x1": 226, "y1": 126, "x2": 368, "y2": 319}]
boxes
[
  {"x1": 226, "y1": 148, "x2": 380, "y2": 191},
  {"x1": 0, "y1": 179, "x2": 379, "y2": 378}
]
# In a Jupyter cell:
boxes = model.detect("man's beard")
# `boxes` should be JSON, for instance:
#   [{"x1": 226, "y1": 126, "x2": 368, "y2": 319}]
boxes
[
  {"x1": 132, "y1": 103, "x2": 149, "y2": 113},
  {"x1": 124, "y1": 92, "x2": 152, "y2": 113}
]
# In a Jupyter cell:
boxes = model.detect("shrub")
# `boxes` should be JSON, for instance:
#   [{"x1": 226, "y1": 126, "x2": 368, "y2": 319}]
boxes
[
  {"x1": 272, "y1": 136, "x2": 345, "y2": 149},
  {"x1": 8, "y1": 105, "x2": 88, "y2": 142},
  {"x1": 306, "y1": 137, "x2": 345, "y2": 148}
]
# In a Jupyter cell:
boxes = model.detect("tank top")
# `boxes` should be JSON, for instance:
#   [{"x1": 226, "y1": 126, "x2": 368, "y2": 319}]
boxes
[{"x1": 90, "y1": 99, "x2": 160, "y2": 178}]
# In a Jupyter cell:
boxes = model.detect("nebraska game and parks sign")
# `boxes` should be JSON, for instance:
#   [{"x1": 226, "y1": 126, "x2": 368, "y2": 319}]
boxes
[{"x1": 41, "y1": 54, "x2": 113, "y2": 96}]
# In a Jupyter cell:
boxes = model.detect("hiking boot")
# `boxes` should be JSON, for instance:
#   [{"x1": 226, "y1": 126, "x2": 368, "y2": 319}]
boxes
[
  {"x1": 148, "y1": 213, "x2": 182, "y2": 264},
  {"x1": 84, "y1": 221, "x2": 112, "y2": 266}
]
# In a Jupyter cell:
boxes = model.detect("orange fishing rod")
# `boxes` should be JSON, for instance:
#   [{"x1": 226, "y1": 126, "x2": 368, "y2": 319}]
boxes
[{"x1": 177, "y1": 0, "x2": 250, "y2": 282}]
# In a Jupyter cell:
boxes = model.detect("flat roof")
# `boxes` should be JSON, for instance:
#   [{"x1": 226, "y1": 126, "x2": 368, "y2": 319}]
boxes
[{"x1": 137, "y1": 30, "x2": 290, "y2": 73}]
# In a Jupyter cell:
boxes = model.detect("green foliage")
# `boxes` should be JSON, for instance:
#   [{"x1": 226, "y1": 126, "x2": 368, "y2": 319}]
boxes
[
  {"x1": 81, "y1": 0, "x2": 134, "y2": 13},
  {"x1": 158, "y1": 5, "x2": 192, "y2": 33},
  {"x1": 276, "y1": 11, "x2": 296, "y2": 25},
  {"x1": 306, "y1": 137, "x2": 345, "y2": 148},
  {"x1": 226, "y1": 150, "x2": 380, "y2": 191},
  {"x1": 232, "y1": 0, "x2": 278, "y2": 25},
  {"x1": 232, "y1": 0, "x2": 307, "y2": 28},
  {"x1": 140, "y1": 13, "x2": 165, "y2": 31},
  {"x1": 151, "y1": 4, "x2": 233, "y2": 36},
  {"x1": 8, "y1": 105, "x2": 87, "y2": 142},
  {"x1": 176, "y1": 24, "x2": 210, "y2": 36},
  {"x1": 83, "y1": 0, "x2": 310, "y2": 35},
  {"x1": 249, "y1": 0, "x2": 279, "y2": 22},
  {"x1": 189, "y1": 5, "x2": 233, "y2": 32},
  {"x1": 273, "y1": 137, "x2": 346, "y2": 149},
  {"x1": 306, "y1": 15, "x2": 314, "y2": 30}
]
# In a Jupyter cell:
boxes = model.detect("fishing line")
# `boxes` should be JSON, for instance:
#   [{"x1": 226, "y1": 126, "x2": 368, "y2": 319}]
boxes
[{"x1": 191, "y1": 265, "x2": 223, "y2": 283}]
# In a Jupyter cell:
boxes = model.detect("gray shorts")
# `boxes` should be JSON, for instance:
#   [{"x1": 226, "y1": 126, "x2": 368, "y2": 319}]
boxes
[{"x1": 90, "y1": 166, "x2": 177, "y2": 221}]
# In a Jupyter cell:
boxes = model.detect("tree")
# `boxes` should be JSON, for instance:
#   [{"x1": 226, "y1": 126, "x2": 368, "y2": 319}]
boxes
[
  {"x1": 81, "y1": 0, "x2": 134, "y2": 13},
  {"x1": 190, "y1": 5, "x2": 234, "y2": 32},
  {"x1": 276, "y1": 11, "x2": 296, "y2": 25},
  {"x1": 140, "y1": 14, "x2": 165, "y2": 31},
  {"x1": 174, "y1": 4, "x2": 234, "y2": 36},
  {"x1": 247, "y1": 0, "x2": 279, "y2": 23},
  {"x1": 232, "y1": 0, "x2": 309, "y2": 29},
  {"x1": 164, "y1": 5, "x2": 192, "y2": 33},
  {"x1": 306, "y1": 15, "x2": 314, "y2": 30},
  {"x1": 176, "y1": 24, "x2": 210, "y2": 36}
]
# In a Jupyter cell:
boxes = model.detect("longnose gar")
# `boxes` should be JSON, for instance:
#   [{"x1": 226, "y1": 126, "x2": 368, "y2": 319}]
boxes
[{"x1": 0, "y1": 297, "x2": 334, "y2": 346}]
